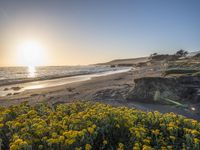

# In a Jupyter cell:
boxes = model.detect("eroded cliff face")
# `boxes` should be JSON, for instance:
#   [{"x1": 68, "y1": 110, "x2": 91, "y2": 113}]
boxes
[{"x1": 127, "y1": 76, "x2": 200, "y2": 103}]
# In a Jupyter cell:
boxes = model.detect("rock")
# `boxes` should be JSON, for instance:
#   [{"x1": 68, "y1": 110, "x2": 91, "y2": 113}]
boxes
[
  {"x1": 126, "y1": 76, "x2": 200, "y2": 103},
  {"x1": 67, "y1": 87, "x2": 74, "y2": 92},
  {"x1": 136, "y1": 62, "x2": 147, "y2": 67},
  {"x1": 11, "y1": 87, "x2": 21, "y2": 91},
  {"x1": 110, "y1": 65, "x2": 116, "y2": 68},
  {"x1": 13, "y1": 92, "x2": 20, "y2": 95},
  {"x1": 114, "y1": 77, "x2": 123, "y2": 81},
  {"x1": 117, "y1": 64, "x2": 134, "y2": 67},
  {"x1": 6, "y1": 93, "x2": 12, "y2": 96},
  {"x1": 4, "y1": 88, "x2": 9, "y2": 91},
  {"x1": 92, "y1": 89, "x2": 125, "y2": 102},
  {"x1": 30, "y1": 94, "x2": 39, "y2": 97}
]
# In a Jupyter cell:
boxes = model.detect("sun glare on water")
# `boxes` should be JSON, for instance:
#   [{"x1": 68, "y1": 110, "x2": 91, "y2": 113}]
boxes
[{"x1": 28, "y1": 66, "x2": 36, "y2": 78}]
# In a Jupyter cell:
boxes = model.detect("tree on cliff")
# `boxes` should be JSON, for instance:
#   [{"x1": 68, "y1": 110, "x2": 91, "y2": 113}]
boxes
[{"x1": 175, "y1": 49, "x2": 188, "y2": 57}]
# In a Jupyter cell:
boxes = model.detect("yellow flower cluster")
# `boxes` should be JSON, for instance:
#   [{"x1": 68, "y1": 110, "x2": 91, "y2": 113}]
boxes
[{"x1": 0, "y1": 101, "x2": 200, "y2": 150}]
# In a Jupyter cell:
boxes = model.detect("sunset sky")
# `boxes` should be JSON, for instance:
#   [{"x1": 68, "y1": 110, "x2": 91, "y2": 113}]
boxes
[{"x1": 0, "y1": 0, "x2": 200, "y2": 66}]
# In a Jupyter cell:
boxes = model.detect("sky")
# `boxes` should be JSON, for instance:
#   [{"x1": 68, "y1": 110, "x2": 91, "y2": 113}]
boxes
[{"x1": 0, "y1": 0, "x2": 200, "y2": 66}]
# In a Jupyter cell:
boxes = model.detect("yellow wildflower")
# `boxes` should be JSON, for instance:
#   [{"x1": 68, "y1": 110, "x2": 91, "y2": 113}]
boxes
[
  {"x1": 161, "y1": 146, "x2": 167, "y2": 150},
  {"x1": 194, "y1": 138, "x2": 200, "y2": 144},
  {"x1": 152, "y1": 129, "x2": 160, "y2": 135},
  {"x1": 85, "y1": 144, "x2": 92, "y2": 150},
  {"x1": 59, "y1": 136, "x2": 65, "y2": 142},
  {"x1": 116, "y1": 124, "x2": 120, "y2": 128},
  {"x1": 191, "y1": 130, "x2": 199, "y2": 136},
  {"x1": 143, "y1": 145, "x2": 153, "y2": 150},
  {"x1": 92, "y1": 124, "x2": 96, "y2": 129},
  {"x1": 167, "y1": 146, "x2": 173, "y2": 150},
  {"x1": 191, "y1": 120, "x2": 198, "y2": 125},
  {"x1": 52, "y1": 132, "x2": 57, "y2": 138},
  {"x1": 168, "y1": 122, "x2": 175, "y2": 127},
  {"x1": 169, "y1": 136, "x2": 176, "y2": 141},
  {"x1": 118, "y1": 143, "x2": 124, "y2": 150},
  {"x1": 103, "y1": 140, "x2": 108, "y2": 145},
  {"x1": 10, "y1": 144, "x2": 18, "y2": 150},
  {"x1": 87, "y1": 127, "x2": 94, "y2": 134},
  {"x1": 143, "y1": 139, "x2": 151, "y2": 145},
  {"x1": 75, "y1": 147, "x2": 82, "y2": 150},
  {"x1": 65, "y1": 139, "x2": 75, "y2": 145},
  {"x1": 133, "y1": 146, "x2": 140, "y2": 150},
  {"x1": 1, "y1": 101, "x2": 200, "y2": 150}
]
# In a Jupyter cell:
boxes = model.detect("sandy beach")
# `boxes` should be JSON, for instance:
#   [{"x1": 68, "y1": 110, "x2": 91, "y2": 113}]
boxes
[
  {"x1": 1, "y1": 65, "x2": 199, "y2": 120},
  {"x1": 0, "y1": 69, "x2": 134, "y2": 106},
  {"x1": 0, "y1": 68, "x2": 131, "y2": 97}
]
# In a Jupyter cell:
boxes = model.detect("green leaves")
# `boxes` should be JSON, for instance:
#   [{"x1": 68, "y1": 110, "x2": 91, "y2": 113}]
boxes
[{"x1": 0, "y1": 101, "x2": 199, "y2": 150}]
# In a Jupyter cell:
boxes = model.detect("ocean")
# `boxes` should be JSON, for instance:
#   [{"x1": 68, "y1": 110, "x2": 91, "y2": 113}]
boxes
[
  {"x1": 0, "y1": 66, "x2": 131, "y2": 96},
  {"x1": 0, "y1": 65, "x2": 129, "y2": 86}
]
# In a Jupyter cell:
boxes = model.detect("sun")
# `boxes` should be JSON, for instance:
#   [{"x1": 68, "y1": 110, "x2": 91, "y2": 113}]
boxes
[{"x1": 17, "y1": 40, "x2": 45, "y2": 67}]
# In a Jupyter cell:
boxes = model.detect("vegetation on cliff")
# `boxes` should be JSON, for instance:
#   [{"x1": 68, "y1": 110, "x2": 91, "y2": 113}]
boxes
[
  {"x1": 0, "y1": 101, "x2": 200, "y2": 150},
  {"x1": 163, "y1": 69, "x2": 199, "y2": 76}
]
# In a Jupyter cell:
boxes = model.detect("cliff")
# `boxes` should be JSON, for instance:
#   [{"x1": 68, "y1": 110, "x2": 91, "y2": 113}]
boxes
[{"x1": 127, "y1": 76, "x2": 200, "y2": 103}]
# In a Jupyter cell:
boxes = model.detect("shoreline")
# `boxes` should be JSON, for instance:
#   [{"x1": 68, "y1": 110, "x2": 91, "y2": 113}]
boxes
[
  {"x1": 0, "y1": 70, "x2": 134, "y2": 105},
  {"x1": 0, "y1": 68, "x2": 117, "y2": 86},
  {"x1": 0, "y1": 72, "x2": 94, "y2": 86},
  {"x1": 0, "y1": 68, "x2": 132, "y2": 97},
  {"x1": 0, "y1": 65, "x2": 131, "y2": 86}
]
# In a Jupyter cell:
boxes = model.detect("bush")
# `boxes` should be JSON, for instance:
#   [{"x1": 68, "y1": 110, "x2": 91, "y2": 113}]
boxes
[
  {"x1": 0, "y1": 101, "x2": 200, "y2": 150},
  {"x1": 175, "y1": 50, "x2": 188, "y2": 57}
]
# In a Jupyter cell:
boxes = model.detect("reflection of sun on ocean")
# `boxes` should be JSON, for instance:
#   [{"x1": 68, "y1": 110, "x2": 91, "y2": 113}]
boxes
[{"x1": 28, "y1": 66, "x2": 36, "y2": 78}]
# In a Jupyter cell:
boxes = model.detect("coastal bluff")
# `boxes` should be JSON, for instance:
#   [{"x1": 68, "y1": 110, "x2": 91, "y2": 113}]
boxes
[{"x1": 127, "y1": 76, "x2": 200, "y2": 103}]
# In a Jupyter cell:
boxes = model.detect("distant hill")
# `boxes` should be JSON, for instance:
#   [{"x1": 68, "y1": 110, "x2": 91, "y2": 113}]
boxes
[
  {"x1": 187, "y1": 51, "x2": 200, "y2": 57},
  {"x1": 97, "y1": 57, "x2": 149, "y2": 66},
  {"x1": 96, "y1": 51, "x2": 200, "y2": 66}
]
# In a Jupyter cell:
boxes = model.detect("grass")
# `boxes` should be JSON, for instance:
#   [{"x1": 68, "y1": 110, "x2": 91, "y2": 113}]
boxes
[
  {"x1": 0, "y1": 101, "x2": 200, "y2": 150},
  {"x1": 167, "y1": 60, "x2": 200, "y2": 70},
  {"x1": 163, "y1": 69, "x2": 199, "y2": 76},
  {"x1": 192, "y1": 71, "x2": 200, "y2": 77}
]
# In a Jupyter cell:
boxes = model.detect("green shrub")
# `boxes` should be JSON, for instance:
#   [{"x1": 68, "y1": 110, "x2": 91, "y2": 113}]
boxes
[
  {"x1": 0, "y1": 101, "x2": 200, "y2": 150},
  {"x1": 164, "y1": 69, "x2": 199, "y2": 76}
]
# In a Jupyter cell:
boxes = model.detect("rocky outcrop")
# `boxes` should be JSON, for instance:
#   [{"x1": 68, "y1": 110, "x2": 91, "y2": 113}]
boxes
[
  {"x1": 92, "y1": 89, "x2": 125, "y2": 102},
  {"x1": 127, "y1": 76, "x2": 200, "y2": 103},
  {"x1": 85, "y1": 84, "x2": 132, "y2": 102}
]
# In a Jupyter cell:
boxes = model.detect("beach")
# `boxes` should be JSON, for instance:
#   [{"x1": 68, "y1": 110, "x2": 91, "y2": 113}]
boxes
[
  {"x1": 1, "y1": 64, "x2": 199, "y2": 121},
  {"x1": 0, "y1": 68, "x2": 134, "y2": 106},
  {"x1": 0, "y1": 68, "x2": 131, "y2": 97}
]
